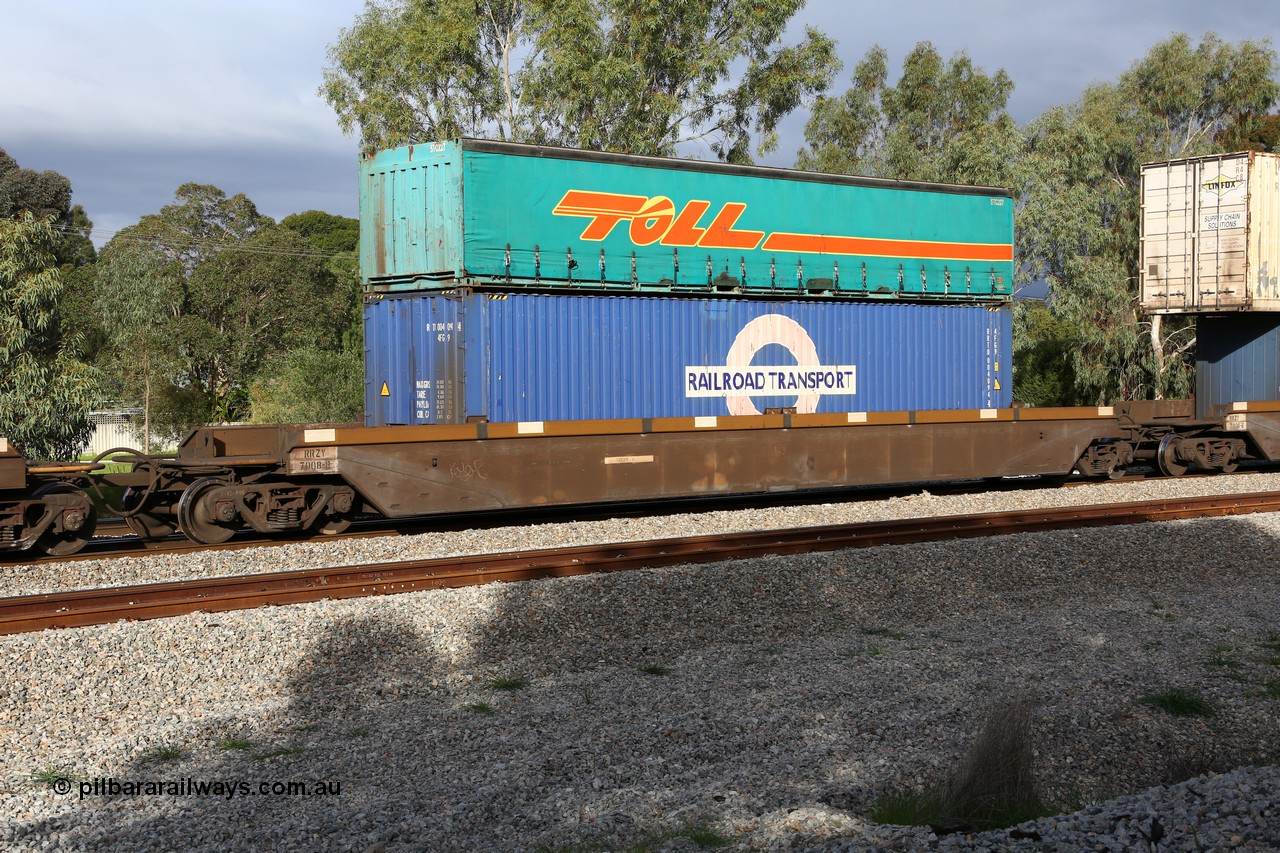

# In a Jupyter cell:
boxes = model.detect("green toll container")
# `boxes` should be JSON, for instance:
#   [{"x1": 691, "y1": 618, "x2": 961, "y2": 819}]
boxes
[{"x1": 360, "y1": 139, "x2": 1014, "y2": 302}]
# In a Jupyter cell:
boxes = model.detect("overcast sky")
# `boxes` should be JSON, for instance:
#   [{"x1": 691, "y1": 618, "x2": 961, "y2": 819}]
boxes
[{"x1": 2, "y1": 1, "x2": 1277, "y2": 245}]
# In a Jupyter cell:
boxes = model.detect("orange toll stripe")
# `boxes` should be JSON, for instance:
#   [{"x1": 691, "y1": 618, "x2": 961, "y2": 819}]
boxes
[
  {"x1": 552, "y1": 190, "x2": 649, "y2": 216},
  {"x1": 763, "y1": 232, "x2": 1013, "y2": 262}
]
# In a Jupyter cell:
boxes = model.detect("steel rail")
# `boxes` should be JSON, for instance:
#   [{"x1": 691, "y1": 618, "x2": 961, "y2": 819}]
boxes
[{"x1": 4, "y1": 491, "x2": 1280, "y2": 635}]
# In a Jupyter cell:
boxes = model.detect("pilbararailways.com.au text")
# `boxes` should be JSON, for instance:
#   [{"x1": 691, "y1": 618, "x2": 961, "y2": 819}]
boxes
[{"x1": 51, "y1": 776, "x2": 342, "y2": 800}]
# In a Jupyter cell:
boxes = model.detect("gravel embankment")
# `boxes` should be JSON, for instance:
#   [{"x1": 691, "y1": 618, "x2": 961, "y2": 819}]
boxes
[{"x1": 1, "y1": 481, "x2": 1278, "y2": 850}]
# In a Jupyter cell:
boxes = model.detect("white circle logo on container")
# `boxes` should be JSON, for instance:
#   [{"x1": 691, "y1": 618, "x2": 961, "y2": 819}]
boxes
[{"x1": 684, "y1": 314, "x2": 857, "y2": 416}]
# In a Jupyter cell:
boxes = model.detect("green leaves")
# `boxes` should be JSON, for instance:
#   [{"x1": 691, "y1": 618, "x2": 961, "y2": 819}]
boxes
[
  {"x1": 92, "y1": 188, "x2": 354, "y2": 438},
  {"x1": 248, "y1": 347, "x2": 363, "y2": 426},
  {"x1": 0, "y1": 213, "x2": 102, "y2": 460},
  {"x1": 322, "y1": 0, "x2": 520, "y2": 150},
  {"x1": 0, "y1": 147, "x2": 96, "y2": 269},
  {"x1": 796, "y1": 41, "x2": 1016, "y2": 186},
  {"x1": 321, "y1": 0, "x2": 837, "y2": 160},
  {"x1": 1122, "y1": 33, "x2": 1279, "y2": 161}
]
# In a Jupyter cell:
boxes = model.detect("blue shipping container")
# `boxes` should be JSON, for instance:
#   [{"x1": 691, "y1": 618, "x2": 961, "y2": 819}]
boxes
[
  {"x1": 365, "y1": 292, "x2": 1011, "y2": 426},
  {"x1": 1196, "y1": 314, "x2": 1280, "y2": 419}
]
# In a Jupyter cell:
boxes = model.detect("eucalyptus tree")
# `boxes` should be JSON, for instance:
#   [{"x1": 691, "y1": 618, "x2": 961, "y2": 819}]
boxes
[
  {"x1": 796, "y1": 41, "x2": 1019, "y2": 186},
  {"x1": 322, "y1": 0, "x2": 838, "y2": 161},
  {"x1": 0, "y1": 213, "x2": 102, "y2": 460},
  {"x1": 95, "y1": 186, "x2": 351, "y2": 435},
  {"x1": 0, "y1": 147, "x2": 95, "y2": 268},
  {"x1": 92, "y1": 248, "x2": 183, "y2": 450}
]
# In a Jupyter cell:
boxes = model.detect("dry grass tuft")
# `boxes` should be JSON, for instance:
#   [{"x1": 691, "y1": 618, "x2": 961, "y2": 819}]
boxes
[
  {"x1": 873, "y1": 695, "x2": 1048, "y2": 832},
  {"x1": 941, "y1": 695, "x2": 1046, "y2": 828}
]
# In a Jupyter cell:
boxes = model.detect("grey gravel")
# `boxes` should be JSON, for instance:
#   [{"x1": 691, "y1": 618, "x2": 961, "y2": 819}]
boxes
[{"x1": 1, "y1": 478, "x2": 1279, "y2": 850}]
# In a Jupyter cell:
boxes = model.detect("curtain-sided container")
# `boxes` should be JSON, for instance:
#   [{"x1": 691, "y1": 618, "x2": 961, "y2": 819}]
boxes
[
  {"x1": 364, "y1": 291, "x2": 1011, "y2": 426},
  {"x1": 1196, "y1": 313, "x2": 1280, "y2": 419},
  {"x1": 360, "y1": 139, "x2": 1014, "y2": 303},
  {"x1": 1141, "y1": 151, "x2": 1280, "y2": 314}
]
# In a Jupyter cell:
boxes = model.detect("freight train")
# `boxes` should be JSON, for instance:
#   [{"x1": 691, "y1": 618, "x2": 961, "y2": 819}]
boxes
[{"x1": 3, "y1": 144, "x2": 1279, "y2": 558}]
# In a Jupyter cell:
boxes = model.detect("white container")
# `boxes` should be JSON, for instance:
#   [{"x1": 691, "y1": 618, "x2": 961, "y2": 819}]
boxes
[{"x1": 1140, "y1": 151, "x2": 1280, "y2": 313}]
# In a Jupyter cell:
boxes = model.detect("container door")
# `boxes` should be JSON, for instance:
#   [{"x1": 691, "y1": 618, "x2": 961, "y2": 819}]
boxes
[
  {"x1": 359, "y1": 144, "x2": 464, "y2": 290},
  {"x1": 1141, "y1": 160, "x2": 1196, "y2": 311},
  {"x1": 1192, "y1": 154, "x2": 1251, "y2": 310},
  {"x1": 364, "y1": 293, "x2": 469, "y2": 425},
  {"x1": 1142, "y1": 154, "x2": 1253, "y2": 312}
]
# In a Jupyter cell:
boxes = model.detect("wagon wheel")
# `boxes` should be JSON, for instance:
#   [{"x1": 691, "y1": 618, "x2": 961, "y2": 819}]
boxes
[
  {"x1": 177, "y1": 477, "x2": 238, "y2": 545},
  {"x1": 1156, "y1": 434, "x2": 1189, "y2": 477},
  {"x1": 32, "y1": 483, "x2": 97, "y2": 557}
]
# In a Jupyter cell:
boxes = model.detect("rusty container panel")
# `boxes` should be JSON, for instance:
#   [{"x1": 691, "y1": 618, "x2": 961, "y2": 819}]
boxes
[
  {"x1": 1196, "y1": 313, "x2": 1280, "y2": 419},
  {"x1": 360, "y1": 144, "x2": 463, "y2": 286},
  {"x1": 364, "y1": 291, "x2": 1011, "y2": 426},
  {"x1": 1141, "y1": 151, "x2": 1280, "y2": 314}
]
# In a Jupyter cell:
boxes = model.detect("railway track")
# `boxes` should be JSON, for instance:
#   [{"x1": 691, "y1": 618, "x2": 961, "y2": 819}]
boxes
[{"x1": 4, "y1": 490, "x2": 1279, "y2": 636}]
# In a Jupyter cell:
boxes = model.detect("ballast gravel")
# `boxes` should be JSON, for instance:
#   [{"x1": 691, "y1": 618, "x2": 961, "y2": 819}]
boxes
[{"x1": 0, "y1": 479, "x2": 1278, "y2": 850}]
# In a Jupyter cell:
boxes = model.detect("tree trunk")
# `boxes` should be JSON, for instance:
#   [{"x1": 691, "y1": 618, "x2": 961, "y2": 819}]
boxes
[
  {"x1": 142, "y1": 347, "x2": 151, "y2": 454},
  {"x1": 1149, "y1": 313, "x2": 1165, "y2": 400}
]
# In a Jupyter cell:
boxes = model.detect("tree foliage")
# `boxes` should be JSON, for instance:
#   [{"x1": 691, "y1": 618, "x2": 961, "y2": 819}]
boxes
[
  {"x1": 1217, "y1": 110, "x2": 1280, "y2": 152},
  {"x1": 280, "y1": 209, "x2": 365, "y2": 355},
  {"x1": 1011, "y1": 300, "x2": 1076, "y2": 408},
  {"x1": 322, "y1": 0, "x2": 838, "y2": 161},
  {"x1": 248, "y1": 346, "x2": 365, "y2": 425},
  {"x1": 0, "y1": 214, "x2": 102, "y2": 460},
  {"x1": 796, "y1": 42, "x2": 1019, "y2": 185},
  {"x1": 94, "y1": 186, "x2": 353, "y2": 434},
  {"x1": 0, "y1": 147, "x2": 95, "y2": 269},
  {"x1": 1016, "y1": 33, "x2": 1279, "y2": 404},
  {"x1": 281, "y1": 210, "x2": 360, "y2": 254},
  {"x1": 519, "y1": 0, "x2": 838, "y2": 160},
  {"x1": 92, "y1": 247, "x2": 183, "y2": 450}
]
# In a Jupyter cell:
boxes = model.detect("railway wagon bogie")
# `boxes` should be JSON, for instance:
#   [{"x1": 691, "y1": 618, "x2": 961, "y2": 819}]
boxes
[{"x1": 0, "y1": 481, "x2": 98, "y2": 556}]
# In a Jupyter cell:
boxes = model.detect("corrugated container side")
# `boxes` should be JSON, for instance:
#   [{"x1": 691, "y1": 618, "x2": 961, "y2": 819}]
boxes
[
  {"x1": 1252, "y1": 153, "x2": 1280, "y2": 303},
  {"x1": 1196, "y1": 313, "x2": 1280, "y2": 419},
  {"x1": 364, "y1": 292, "x2": 1011, "y2": 426},
  {"x1": 1142, "y1": 151, "x2": 1280, "y2": 313},
  {"x1": 360, "y1": 143, "x2": 463, "y2": 286},
  {"x1": 360, "y1": 139, "x2": 1014, "y2": 302}
]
